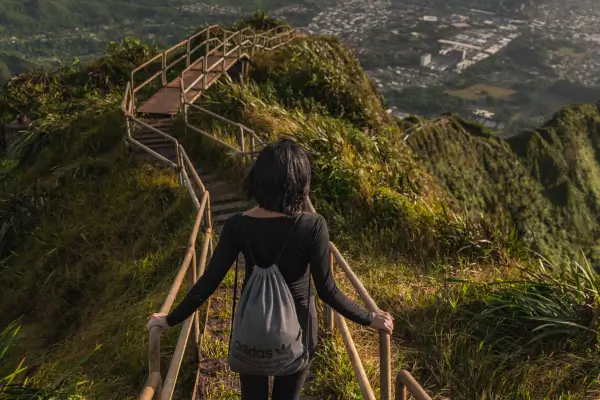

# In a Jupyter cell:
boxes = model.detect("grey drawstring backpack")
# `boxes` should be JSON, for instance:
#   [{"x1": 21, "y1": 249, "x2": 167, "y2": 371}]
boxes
[{"x1": 227, "y1": 215, "x2": 310, "y2": 376}]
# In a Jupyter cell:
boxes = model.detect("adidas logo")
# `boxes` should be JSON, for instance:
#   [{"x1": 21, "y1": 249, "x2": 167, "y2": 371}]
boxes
[{"x1": 234, "y1": 341, "x2": 293, "y2": 359}]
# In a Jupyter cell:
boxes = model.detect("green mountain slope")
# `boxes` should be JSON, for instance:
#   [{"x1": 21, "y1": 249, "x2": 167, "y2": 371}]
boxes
[
  {"x1": 1, "y1": 19, "x2": 600, "y2": 400},
  {"x1": 406, "y1": 105, "x2": 600, "y2": 264}
]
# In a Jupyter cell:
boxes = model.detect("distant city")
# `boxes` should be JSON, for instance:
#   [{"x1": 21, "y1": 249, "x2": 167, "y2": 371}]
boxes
[{"x1": 2, "y1": 0, "x2": 600, "y2": 133}]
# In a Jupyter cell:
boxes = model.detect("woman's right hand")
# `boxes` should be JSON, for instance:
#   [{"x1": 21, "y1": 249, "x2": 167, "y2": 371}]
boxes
[
  {"x1": 369, "y1": 310, "x2": 394, "y2": 334},
  {"x1": 147, "y1": 312, "x2": 169, "y2": 332}
]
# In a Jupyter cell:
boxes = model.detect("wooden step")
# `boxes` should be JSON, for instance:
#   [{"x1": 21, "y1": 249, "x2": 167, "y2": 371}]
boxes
[{"x1": 211, "y1": 200, "x2": 251, "y2": 213}]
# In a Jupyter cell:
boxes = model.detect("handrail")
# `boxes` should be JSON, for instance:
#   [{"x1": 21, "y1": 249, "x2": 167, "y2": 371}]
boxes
[
  {"x1": 123, "y1": 23, "x2": 402, "y2": 400},
  {"x1": 306, "y1": 199, "x2": 392, "y2": 400},
  {"x1": 395, "y1": 371, "x2": 432, "y2": 400}
]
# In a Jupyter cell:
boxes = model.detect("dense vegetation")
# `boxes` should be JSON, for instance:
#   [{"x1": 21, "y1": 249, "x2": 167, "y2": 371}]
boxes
[{"x1": 2, "y1": 16, "x2": 600, "y2": 400}]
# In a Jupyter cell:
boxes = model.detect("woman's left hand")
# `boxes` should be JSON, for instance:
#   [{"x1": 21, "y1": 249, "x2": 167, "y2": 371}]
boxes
[{"x1": 147, "y1": 312, "x2": 169, "y2": 331}]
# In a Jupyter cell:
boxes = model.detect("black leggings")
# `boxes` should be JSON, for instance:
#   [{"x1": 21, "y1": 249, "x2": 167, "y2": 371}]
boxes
[{"x1": 239, "y1": 362, "x2": 312, "y2": 400}]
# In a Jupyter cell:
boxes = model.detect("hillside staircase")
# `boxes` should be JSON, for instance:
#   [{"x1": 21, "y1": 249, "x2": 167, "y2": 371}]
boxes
[{"x1": 123, "y1": 24, "x2": 429, "y2": 400}]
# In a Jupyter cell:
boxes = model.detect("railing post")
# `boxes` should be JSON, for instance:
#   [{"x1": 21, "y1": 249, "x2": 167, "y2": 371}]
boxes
[
  {"x1": 203, "y1": 52, "x2": 208, "y2": 90},
  {"x1": 324, "y1": 252, "x2": 334, "y2": 333},
  {"x1": 162, "y1": 52, "x2": 167, "y2": 85},
  {"x1": 380, "y1": 332, "x2": 392, "y2": 400},
  {"x1": 130, "y1": 72, "x2": 136, "y2": 114},
  {"x1": 179, "y1": 77, "x2": 184, "y2": 112},
  {"x1": 238, "y1": 126, "x2": 245, "y2": 153},
  {"x1": 186, "y1": 39, "x2": 191, "y2": 67},
  {"x1": 395, "y1": 371, "x2": 432, "y2": 400},
  {"x1": 148, "y1": 328, "x2": 162, "y2": 400},
  {"x1": 238, "y1": 31, "x2": 242, "y2": 59},
  {"x1": 189, "y1": 247, "x2": 200, "y2": 360},
  {"x1": 250, "y1": 135, "x2": 256, "y2": 156},
  {"x1": 176, "y1": 144, "x2": 183, "y2": 186},
  {"x1": 395, "y1": 373, "x2": 407, "y2": 400}
]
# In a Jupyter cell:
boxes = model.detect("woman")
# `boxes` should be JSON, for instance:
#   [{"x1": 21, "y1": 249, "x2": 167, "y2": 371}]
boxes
[{"x1": 147, "y1": 138, "x2": 394, "y2": 400}]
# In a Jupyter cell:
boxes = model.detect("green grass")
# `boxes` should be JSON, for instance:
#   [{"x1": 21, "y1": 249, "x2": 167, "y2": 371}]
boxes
[
  {"x1": 446, "y1": 84, "x2": 517, "y2": 100},
  {"x1": 0, "y1": 38, "x2": 200, "y2": 399}
]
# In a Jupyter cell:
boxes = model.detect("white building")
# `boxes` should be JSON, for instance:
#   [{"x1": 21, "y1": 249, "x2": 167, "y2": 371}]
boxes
[
  {"x1": 455, "y1": 59, "x2": 475, "y2": 72},
  {"x1": 420, "y1": 53, "x2": 432, "y2": 67}
]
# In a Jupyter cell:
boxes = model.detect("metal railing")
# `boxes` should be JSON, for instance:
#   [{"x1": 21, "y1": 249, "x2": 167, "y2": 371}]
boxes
[
  {"x1": 123, "y1": 23, "x2": 434, "y2": 400},
  {"x1": 395, "y1": 371, "x2": 433, "y2": 400},
  {"x1": 128, "y1": 24, "x2": 298, "y2": 114}
]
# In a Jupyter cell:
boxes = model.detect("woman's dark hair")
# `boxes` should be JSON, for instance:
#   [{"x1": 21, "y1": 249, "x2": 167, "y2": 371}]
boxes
[{"x1": 243, "y1": 138, "x2": 311, "y2": 215}]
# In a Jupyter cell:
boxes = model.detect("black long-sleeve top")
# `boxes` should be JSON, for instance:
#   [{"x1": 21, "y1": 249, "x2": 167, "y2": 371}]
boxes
[{"x1": 165, "y1": 211, "x2": 373, "y2": 353}]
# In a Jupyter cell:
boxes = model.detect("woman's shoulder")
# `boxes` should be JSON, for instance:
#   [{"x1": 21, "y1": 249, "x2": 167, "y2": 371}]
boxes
[
  {"x1": 222, "y1": 210, "x2": 326, "y2": 228},
  {"x1": 299, "y1": 211, "x2": 327, "y2": 227},
  {"x1": 220, "y1": 212, "x2": 245, "y2": 230}
]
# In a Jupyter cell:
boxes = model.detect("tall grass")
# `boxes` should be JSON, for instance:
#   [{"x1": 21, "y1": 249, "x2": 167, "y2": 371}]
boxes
[
  {"x1": 0, "y1": 320, "x2": 96, "y2": 399},
  {"x1": 0, "y1": 36, "x2": 200, "y2": 399}
]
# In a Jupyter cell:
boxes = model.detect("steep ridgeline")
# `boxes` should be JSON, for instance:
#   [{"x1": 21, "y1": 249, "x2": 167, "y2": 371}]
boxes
[
  {"x1": 406, "y1": 105, "x2": 600, "y2": 265},
  {"x1": 2, "y1": 16, "x2": 600, "y2": 400}
]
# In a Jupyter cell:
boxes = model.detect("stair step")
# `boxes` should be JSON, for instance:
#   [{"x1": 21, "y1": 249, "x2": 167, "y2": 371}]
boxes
[
  {"x1": 213, "y1": 211, "x2": 239, "y2": 223},
  {"x1": 135, "y1": 130, "x2": 173, "y2": 137},
  {"x1": 146, "y1": 119, "x2": 175, "y2": 127},
  {"x1": 205, "y1": 180, "x2": 231, "y2": 191},
  {"x1": 209, "y1": 183, "x2": 240, "y2": 197},
  {"x1": 211, "y1": 191, "x2": 245, "y2": 204},
  {"x1": 197, "y1": 171, "x2": 219, "y2": 183},
  {"x1": 137, "y1": 129, "x2": 173, "y2": 136},
  {"x1": 135, "y1": 138, "x2": 173, "y2": 146},
  {"x1": 132, "y1": 146, "x2": 175, "y2": 156},
  {"x1": 144, "y1": 145, "x2": 177, "y2": 154},
  {"x1": 136, "y1": 124, "x2": 173, "y2": 132},
  {"x1": 211, "y1": 200, "x2": 251, "y2": 213}
]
